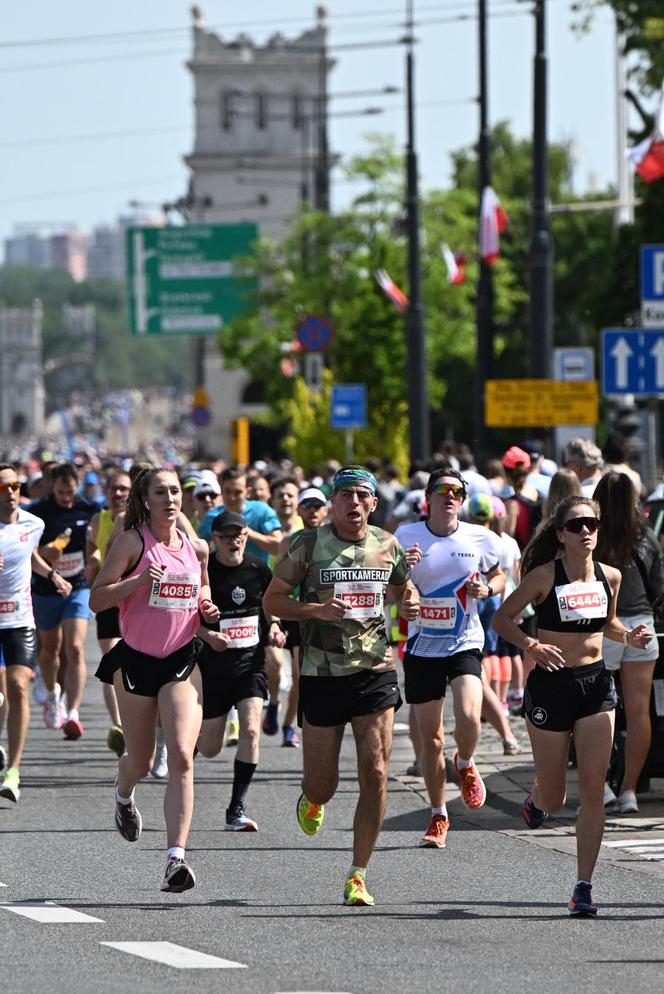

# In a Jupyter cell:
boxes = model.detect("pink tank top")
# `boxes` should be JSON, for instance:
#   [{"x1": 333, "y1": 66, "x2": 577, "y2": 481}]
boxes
[{"x1": 120, "y1": 525, "x2": 201, "y2": 658}]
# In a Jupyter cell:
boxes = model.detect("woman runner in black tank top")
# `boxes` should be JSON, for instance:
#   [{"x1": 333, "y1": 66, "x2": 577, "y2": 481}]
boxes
[{"x1": 493, "y1": 496, "x2": 652, "y2": 918}]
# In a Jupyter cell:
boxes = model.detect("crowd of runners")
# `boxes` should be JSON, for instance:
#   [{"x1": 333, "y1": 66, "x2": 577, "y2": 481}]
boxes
[{"x1": 0, "y1": 432, "x2": 662, "y2": 916}]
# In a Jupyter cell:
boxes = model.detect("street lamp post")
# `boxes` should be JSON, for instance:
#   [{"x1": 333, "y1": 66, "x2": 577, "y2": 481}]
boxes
[
  {"x1": 475, "y1": 0, "x2": 493, "y2": 463},
  {"x1": 404, "y1": 0, "x2": 430, "y2": 462},
  {"x1": 529, "y1": 0, "x2": 553, "y2": 380}
]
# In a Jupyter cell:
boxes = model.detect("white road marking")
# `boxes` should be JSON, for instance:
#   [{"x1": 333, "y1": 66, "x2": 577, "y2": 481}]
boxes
[
  {"x1": 604, "y1": 837, "x2": 664, "y2": 849},
  {"x1": 0, "y1": 883, "x2": 6, "y2": 888},
  {"x1": 100, "y1": 942, "x2": 247, "y2": 970},
  {"x1": 0, "y1": 901, "x2": 104, "y2": 923}
]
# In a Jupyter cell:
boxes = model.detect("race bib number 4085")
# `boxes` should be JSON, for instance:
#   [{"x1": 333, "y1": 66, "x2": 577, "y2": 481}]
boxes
[
  {"x1": 149, "y1": 571, "x2": 199, "y2": 611},
  {"x1": 334, "y1": 581, "x2": 383, "y2": 619}
]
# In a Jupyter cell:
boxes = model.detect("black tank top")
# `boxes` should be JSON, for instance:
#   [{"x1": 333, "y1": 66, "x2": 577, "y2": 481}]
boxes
[{"x1": 535, "y1": 559, "x2": 612, "y2": 634}]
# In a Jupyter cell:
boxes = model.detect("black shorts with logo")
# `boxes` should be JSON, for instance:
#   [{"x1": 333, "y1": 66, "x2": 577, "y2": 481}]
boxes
[
  {"x1": 523, "y1": 659, "x2": 617, "y2": 732},
  {"x1": 403, "y1": 649, "x2": 483, "y2": 704},
  {"x1": 95, "y1": 638, "x2": 199, "y2": 698},
  {"x1": 198, "y1": 653, "x2": 268, "y2": 720},
  {"x1": 0, "y1": 627, "x2": 37, "y2": 670},
  {"x1": 299, "y1": 667, "x2": 402, "y2": 727},
  {"x1": 96, "y1": 606, "x2": 121, "y2": 641}
]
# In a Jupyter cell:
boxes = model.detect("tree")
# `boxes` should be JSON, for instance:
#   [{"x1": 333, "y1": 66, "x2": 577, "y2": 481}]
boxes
[{"x1": 575, "y1": 1, "x2": 664, "y2": 91}]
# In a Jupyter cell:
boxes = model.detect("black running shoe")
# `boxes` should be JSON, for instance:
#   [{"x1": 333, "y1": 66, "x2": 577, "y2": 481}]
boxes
[
  {"x1": 160, "y1": 857, "x2": 196, "y2": 893},
  {"x1": 522, "y1": 791, "x2": 548, "y2": 830},
  {"x1": 115, "y1": 796, "x2": 142, "y2": 842},
  {"x1": 568, "y1": 881, "x2": 598, "y2": 917}
]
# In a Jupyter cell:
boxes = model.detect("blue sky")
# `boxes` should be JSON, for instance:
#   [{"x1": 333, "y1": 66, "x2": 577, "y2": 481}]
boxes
[{"x1": 0, "y1": 1, "x2": 630, "y2": 246}]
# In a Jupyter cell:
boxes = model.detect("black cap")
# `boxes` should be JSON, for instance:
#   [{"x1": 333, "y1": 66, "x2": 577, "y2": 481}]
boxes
[{"x1": 211, "y1": 510, "x2": 247, "y2": 532}]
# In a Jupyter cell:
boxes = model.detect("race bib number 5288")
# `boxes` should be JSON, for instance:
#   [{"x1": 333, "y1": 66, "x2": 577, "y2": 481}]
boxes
[{"x1": 334, "y1": 581, "x2": 383, "y2": 619}]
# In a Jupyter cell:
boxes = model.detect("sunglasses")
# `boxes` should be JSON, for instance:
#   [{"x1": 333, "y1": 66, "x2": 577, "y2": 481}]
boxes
[
  {"x1": 0, "y1": 481, "x2": 20, "y2": 493},
  {"x1": 430, "y1": 483, "x2": 465, "y2": 498},
  {"x1": 195, "y1": 491, "x2": 217, "y2": 500},
  {"x1": 562, "y1": 516, "x2": 599, "y2": 534}
]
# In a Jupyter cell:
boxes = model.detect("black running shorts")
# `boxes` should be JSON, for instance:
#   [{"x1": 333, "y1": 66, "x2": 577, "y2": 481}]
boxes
[
  {"x1": 403, "y1": 649, "x2": 482, "y2": 704},
  {"x1": 0, "y1": 627, "x2": 37, "y2": 670},
  {"x1": 95, "y1": 606, "x2": 121, "y2": 641},
  {"x1": 198, "y1": 657, "x2": 267, "y2": 720},
  {"x1": 299, "y1": 667, "x2": 402, "y2": 727},
  {"x1": 95, "y1": 638, "x2": 199, "y2": 698},
  {"x1": 523, "y1": 660, "x2": 617, "y2": 732}
]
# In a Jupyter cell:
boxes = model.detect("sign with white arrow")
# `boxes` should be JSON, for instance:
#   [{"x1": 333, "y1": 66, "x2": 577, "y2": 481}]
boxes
[{"x1": 601, "y1": 328, "x2": 664, "y2": 396}]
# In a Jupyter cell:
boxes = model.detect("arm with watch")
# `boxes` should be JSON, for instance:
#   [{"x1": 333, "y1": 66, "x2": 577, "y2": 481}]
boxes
[
  {"x1": 30, "y1": 549, "x2": 72, "y2": 598},
  {"x1": 465, "y1": 565, "x2": 506, "y2": 601}
]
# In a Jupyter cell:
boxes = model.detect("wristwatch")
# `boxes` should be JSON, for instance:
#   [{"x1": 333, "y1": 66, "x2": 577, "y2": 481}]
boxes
[{"x1": 486, "y1": 584, "x2": 494, "y2": 598}]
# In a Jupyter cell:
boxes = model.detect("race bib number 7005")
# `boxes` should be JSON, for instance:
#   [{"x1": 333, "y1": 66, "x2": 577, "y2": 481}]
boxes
[{"x1": 149, "y1": 571, "x2": 199, "y2": 611}]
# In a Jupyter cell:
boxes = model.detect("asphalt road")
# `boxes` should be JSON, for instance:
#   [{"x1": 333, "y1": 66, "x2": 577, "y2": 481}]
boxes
[{"x1": 2, "y1": 637, "x2": 664, "y2": 994}]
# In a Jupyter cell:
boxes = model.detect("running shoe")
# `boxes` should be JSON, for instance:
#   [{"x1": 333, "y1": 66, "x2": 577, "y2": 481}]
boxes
[
  {"x1": 568, "y1": 881, "x2": 598, "y2": 917},
  {"x1": 160, "y1": 857, "x2": 196, "y2": 893},
  {"x1": 42, "y1": 685, "x2": 65, "y2": 730},
  {"x1": 226, "y1": 718, "x2": 240, "y2": 747},
  {"x1": 150, "y1": 742, "x2": 168, "y2": 779},
  {"x1": 32, "y1": 667, "x2": 48, "y2": 706},
  {"x1": 618, "y1": 789, "x2": 638, "y2": 814},
  {"x1": 603, "y1": 783, "x2": 618, "y2": 807},
  {"x1": 107, "y1": 725, "x2": 125, "y2": 758},
  {"x1": 406, "y1": 759, "x2": 422, "y2": 777},
  {"x1": 502, "y1": 738, "x2": 520, "y2": 756},
  {"x1": 63, "y1": 716, "x2": 84, "y2": 741},
  {"x1": 262, "y1": 702, "x2": 280, "y2": 735},
  {"x1": 115, "y1": 788, "x2": 142, "y2": 842},
  {"x1": 343, "y1": 873, "x2": 375, "y2": 907},
  {"x1": 453, "y1": 752, "x2": 486, "y2": 809},
  {"x1": 522, "y1": 791, "x2": 549, "y2": 829},
  {"x1": 225, "y1": 807, "x2": 258, "y2": 832},
  {"x1": 282, "y1": 725, "x2": 300, "y2": 748},
  {"x1": 296, "y1": 792, "x2": 324, "y2": 836},
  {"x1": 0, "y1": 767, "x2": 20, "y2": 803},
  {"x1": 0, "y1": 746, "x2": 6, "y2": 773},
  {"x1": 420, "y1": 813, "x2": 449, "y2": 848},
  {"x1": 507, "y1": 691, "x2": 524, "y2": 717}
]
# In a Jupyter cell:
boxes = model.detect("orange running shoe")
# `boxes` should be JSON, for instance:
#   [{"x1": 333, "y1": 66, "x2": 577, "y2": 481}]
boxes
[
  {"x1": 453, "y1": 752, "x2": 486, "y2": 809},
  {"x1": 420, "y1": 813, "x2": 449, "y2": 848}
]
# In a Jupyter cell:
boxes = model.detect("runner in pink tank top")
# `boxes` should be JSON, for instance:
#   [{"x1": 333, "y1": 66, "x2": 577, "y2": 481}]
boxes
[{"x1": 91, "y1": 468, "x2": 219, "y2": 894}]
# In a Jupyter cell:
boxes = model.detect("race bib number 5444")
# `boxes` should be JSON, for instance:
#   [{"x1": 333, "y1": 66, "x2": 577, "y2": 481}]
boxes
[{"x1": 149, "y1": 571, "x2": 199, "y2": 611}]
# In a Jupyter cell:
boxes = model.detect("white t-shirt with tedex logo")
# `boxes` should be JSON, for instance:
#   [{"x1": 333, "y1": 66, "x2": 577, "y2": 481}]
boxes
[
  {"x1": 0, "y1": 509, "x2": 45, "y2": 629},
  {"x1": 395, "y1": 520, "x2": 501, "y2": 657}
]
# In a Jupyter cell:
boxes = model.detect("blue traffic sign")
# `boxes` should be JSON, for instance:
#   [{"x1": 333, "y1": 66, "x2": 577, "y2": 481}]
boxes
[
  {"x1": 641, "y1": 245, "x2": 664, "y2": 328},
  {"x1": 331, "y1": 384, "x2": 367, "y2": 429},
  {"x1": 295, "y1": 314, "x2": 334, "y2": 352},
  {"x1": 601, "y1": 328, "x2": 664, "y2": 396}
]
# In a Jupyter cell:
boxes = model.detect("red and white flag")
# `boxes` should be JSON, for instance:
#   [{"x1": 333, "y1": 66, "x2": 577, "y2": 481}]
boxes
[
  {"x1": 628, "y1": 82, "x2": 664, "y2": 184},
  {"x1": 374, "y1": 269, "x2": 409, "y2": 313},
  {"x1": 480, "y1": 186, "x2": 508, "y2": 265},
  {"x1": 441, "y1": 243, "x2": 466, "y2": 284}
]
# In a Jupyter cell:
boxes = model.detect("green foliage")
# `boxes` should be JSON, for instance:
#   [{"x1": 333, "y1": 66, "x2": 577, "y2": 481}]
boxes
[
  {"x1": 574, "y1": 1, "x2": 664, "y2": 91},
  {"x1": 0, "y1": 266, "x2": 192, "y2": 406}
]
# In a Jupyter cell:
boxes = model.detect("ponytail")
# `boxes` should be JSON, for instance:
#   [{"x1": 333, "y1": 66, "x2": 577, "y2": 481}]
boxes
[
  {"x1": 521, "y1": 494, "x2": 599, "y2": 577},
  {"x1": 124, "y1": 467, "x2": 162, "y2": 531}
]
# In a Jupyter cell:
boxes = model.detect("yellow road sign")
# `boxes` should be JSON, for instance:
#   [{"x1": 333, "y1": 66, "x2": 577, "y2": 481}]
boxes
[{"x1": 485, "y1": 379, "x2": 598, "y2": 427}]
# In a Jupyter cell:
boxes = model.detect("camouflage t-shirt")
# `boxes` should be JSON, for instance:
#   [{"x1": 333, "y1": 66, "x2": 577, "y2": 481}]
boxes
[{"x1": 273, "y1": 523, "x2": 409, "y2": 677}]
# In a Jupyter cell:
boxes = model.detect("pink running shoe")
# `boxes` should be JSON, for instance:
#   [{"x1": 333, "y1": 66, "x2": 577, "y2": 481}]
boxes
[{"x1": 453, "y1": 752, "x2": 486, "y2": 809}]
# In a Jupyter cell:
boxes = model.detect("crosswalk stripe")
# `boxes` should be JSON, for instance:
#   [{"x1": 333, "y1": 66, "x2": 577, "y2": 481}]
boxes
[
  {"x1": 100, "y1": 942, "x2": 247, "y2": 969},
  {"x1": 0, "y1": 901, "x2": 104, "y2": 923},
  {"x1": 604, "y1": 837, "x2": 664, "y2": 849},
  {"x1": 0, "y1": 883, "x2": 6, "y2": 888}
]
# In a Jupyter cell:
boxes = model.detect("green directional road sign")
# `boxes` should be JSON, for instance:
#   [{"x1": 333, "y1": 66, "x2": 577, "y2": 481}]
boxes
[{"x1": 126, "y1": 223, "x2": 258, "y2": 335}]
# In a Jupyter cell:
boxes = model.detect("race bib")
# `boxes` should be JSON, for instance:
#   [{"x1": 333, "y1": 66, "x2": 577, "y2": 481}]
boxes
[
  {"x1": 334, "y1": 581, "x2": 383, "y2": 619},
  {"x1": 0, "y1": 599, "x2": 19, "y2": 621},
  {"x1": 149, "y1": 571, "x2": 199, "y2": 610},
  {"x1": 57, "y1": 550, "x2": 84, "y2": 577},
  {"x1": 556, "y1": 581, "x2": 608, "y2": 623},
  {"x1": 219, "y1": 614, "x2": 260, "y2": 648},
  {"x1": 418, "y1": 596, "x2": 458, "y2": 630}
]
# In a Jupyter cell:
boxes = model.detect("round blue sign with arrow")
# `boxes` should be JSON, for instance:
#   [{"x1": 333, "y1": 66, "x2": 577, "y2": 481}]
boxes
[{"x1": 295, "y1": 314, "x2": 334, "y2": 352}]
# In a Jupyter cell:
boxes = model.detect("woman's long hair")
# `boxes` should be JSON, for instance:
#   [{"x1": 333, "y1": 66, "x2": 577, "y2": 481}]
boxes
[
  {"x1": 542, "y1": 468, "x2": 581, "y2": 519},
  {"x1": 521, "y1": 495, "x2": 599, "y2": 577},
  {"x1": 124, "y1": 467, "x2": 167, "y2": 531},
  {"x1": 593, "y1": 471, "x2": 643, "y2": 569}
]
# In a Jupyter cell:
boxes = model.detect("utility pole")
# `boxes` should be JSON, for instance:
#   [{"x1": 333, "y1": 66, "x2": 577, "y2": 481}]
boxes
[
  {"x1": 404, "y1": 0, "x2": 430, "y2": 462},
  {"x1": 474, "y1": 0, "x2": 492, "y2": 462},
  {"x1": 314, "y1": 6, "x2": 330, "y2": 213},
  {"x1": 529, "y1": 0, "x2": 553, "y2": 380}
]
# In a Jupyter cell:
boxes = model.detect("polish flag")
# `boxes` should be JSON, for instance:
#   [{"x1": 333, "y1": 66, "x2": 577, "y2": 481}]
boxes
[
  {"x1": 628, "y1": 83, "x2": 664, "y2": 184},
  {"x1": 441, "y1": 243, "x2": 466, "y2": 284},
  {"x1": 480, "y1": 186, "x2": 508, "y2": 265},
  {"x1": 374, "y1": 269, "x2": 409, "y2": 313}
]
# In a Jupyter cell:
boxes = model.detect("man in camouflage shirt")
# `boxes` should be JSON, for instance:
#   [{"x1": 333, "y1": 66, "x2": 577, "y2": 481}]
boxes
[{"x1": 264, "y1": 465, "x2": 419, "y2": 907}]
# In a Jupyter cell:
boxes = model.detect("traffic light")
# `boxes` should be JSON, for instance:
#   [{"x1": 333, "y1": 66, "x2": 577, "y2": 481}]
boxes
[
  {"x1": 231, "y1": 417, "x2": 250, "y2": 465},
  {"x1": 607, "y1": 400, "x2": 643, "y2": 458}
]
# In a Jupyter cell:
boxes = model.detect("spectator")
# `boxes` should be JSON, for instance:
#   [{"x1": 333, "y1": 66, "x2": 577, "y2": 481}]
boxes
[{"x1": 563, "y1": 437, "x2": 603, "y2": 497}]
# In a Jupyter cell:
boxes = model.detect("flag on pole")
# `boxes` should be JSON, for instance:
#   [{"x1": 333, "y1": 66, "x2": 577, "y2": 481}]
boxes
[
  {"x1": 374, "y1": 269, "x2": 409, "y2": 313},
  {"x1": 480, "y1": 186, "x2": 508, "y2": 265},
  {"x1": 441, "y1": 243, "x2": 466, "y2": 284},
  {"x1": 628, "y1": 82, "x2": 664, "y2": 184}
]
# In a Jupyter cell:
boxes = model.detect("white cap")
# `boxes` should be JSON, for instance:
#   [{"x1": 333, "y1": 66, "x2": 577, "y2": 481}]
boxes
[
  {"x1": 194, "y1": 469, "x2": 221, "y2": 497},
  {"x1": 298, "y1": 487, "x2": 327, "y2": 506}
]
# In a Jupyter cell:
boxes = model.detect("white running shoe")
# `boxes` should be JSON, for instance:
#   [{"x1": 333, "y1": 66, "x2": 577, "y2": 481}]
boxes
[
  {"x1": 618, "y1": 789, "x2": 638, "y2": 814},
  {"x1": 43, "y1": 685, "x2": 66, "y2": 730},
  {"x1": 32, "y1": 668, "x2": 48, "y2": 706},
  {"x1": 150, "y1": 742, "x2": 168, "y2": 779},
  {"x1": 603, "y1": 783, "x2": 618, "y2": 807}
]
